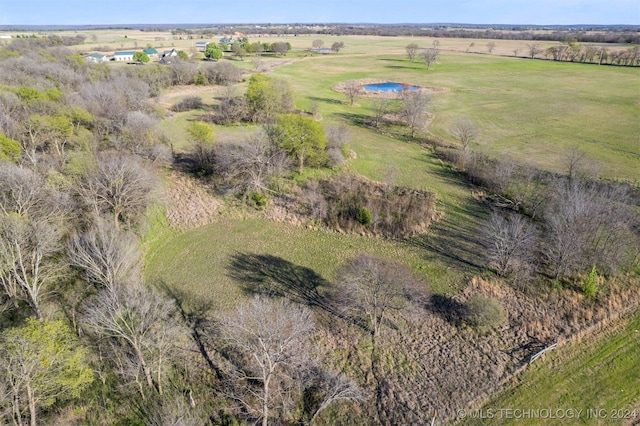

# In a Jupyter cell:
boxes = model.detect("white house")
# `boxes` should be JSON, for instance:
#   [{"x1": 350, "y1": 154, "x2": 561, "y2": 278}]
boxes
[
  {"x1": 83, "y1": 53, "x2": 107, "y2": 63},
  {"x1": 113, "y1": 51, "x2": 136, "y2": 62}
]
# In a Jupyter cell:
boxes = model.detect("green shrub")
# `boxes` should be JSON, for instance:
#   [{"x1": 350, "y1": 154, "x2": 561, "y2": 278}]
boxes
[
  {"x1": 0, "y1": 133, "x2": 21, "y2": 162},
  {"x1": 15, "y1": 86, "x2": 45, "y2": 102},
  {"x1": 193, "y1": 73, "x2": 208, "y2": 86},
  {"x1": 249, "y1": 192, "x2": 268, "y2": 209},
  {"x1": 465, "y1": 295, "x2": 506, "y2": 332},
  {"x1": 355, "y1": 206, "x2": 372, "y2": 226},
  {"x1": 582, "y1": 265, "x2": 599, "y2": 298}
]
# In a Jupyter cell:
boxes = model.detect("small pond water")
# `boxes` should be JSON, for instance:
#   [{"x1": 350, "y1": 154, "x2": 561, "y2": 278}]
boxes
[{"x1": 363, "y1": 82, "x2": 419, "y2": 92}]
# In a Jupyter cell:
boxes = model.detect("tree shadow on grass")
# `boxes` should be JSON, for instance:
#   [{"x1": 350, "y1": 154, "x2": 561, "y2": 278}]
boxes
[
  {"x1": 153, "y1": 279, "x2": 224, "y2": 380},
  {"x1": 334, "y1": 112, "x2": 372, "y2": 127},
  {"x1": 226, "y1": 252, "x2": 342, "y2": 317},
  {"x1": 308, "y1": 96, "x2": 343, "y2": 105},
  {"x1": 430, "y1": 294, "x2": 468, "y2": 327},
  {"x1": 408, "y1": 162, "x2": 489, "y2": 271},
  {"x1": 409, "y1": 205, "x2": 487, "y2": 271}
]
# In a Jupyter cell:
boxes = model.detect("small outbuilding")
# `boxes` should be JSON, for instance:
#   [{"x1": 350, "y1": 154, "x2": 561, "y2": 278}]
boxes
[{"x1": 143, "y1": 48, "x2": 158, "y2": 59}]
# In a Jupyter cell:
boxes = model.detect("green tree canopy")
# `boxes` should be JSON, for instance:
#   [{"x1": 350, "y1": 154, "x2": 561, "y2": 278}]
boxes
[
  {"x1": 0, "y1": 133, "x2": 21, "y2": 162},
  {"x1": 205, "y1": 43, "x2": 223, "y2": 61},
  {"x1": 272, "y1": 114, "x2": 327, "y2": 173},
  {"x1": 245, "y1": 74, "x2": 294, "y2": 122},
  {"x1": 0, "y1": 318, "x2": 93, "y2": 426},
  {"x1": 186, "y1": 121, "x2": 216, "y2": 173},
  {"x1": 132, "y1": 51, "x2": 150, "y2": 63},
  {"x1": 187, "y1": 121, "x2": 215, "y2": 145},
  {"x1": 177, "y1": 50, "x2": 189, "y2": 60}
]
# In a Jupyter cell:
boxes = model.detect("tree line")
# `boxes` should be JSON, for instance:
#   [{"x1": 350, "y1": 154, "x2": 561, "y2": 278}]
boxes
[{"x1": 154, "y1": 23, "x2": 640, "y2": 44}]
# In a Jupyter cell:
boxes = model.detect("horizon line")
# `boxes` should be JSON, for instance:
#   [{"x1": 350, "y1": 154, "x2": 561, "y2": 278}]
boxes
[{"x1": 1, "y1": 22, "x2": 639, "y2": 29}]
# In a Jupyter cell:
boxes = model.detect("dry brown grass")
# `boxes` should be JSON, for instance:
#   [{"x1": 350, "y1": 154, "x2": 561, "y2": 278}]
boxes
[
  {"x1": 162, "y1": 170, "x2": 222, "y2": 229},
  {"x1": 311, "y1": 275, "x2": 640, "y2": 424}
]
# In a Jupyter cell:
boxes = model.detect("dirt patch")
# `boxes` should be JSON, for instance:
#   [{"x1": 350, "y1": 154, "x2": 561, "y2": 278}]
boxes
[
  {"x1": 163, "y1": 170, "x2": 222, "y2": 229},
  {"x1": 332, "y1": 78, "x2": 449, "y2": 99}
]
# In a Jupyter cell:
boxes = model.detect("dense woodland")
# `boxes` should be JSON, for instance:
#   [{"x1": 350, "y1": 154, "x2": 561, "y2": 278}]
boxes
[{"x1": 0, "y1": 33, "x2": 638, "y2": 425}]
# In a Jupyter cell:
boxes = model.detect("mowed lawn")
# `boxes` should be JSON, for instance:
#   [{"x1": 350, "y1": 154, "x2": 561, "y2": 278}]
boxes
[
  {"x1": 463, "y1": 310, "x2": 640, "y2": 426},
  {"x1": 144, "y1": 214, "x2": 476, "y2": 313}
]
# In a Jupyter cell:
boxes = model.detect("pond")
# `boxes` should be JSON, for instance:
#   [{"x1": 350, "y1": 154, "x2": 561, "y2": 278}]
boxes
[{"x1": 362, "y1": 82, "x2": 419, "y2": 92}]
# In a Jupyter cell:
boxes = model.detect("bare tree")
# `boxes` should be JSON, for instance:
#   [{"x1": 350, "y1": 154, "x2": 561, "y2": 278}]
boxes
[
  {"x1": 371, "y1": 97, "x2": 394, "y2": 128},
  {"x1": 420, "y1": 48, "x2": 439, "y2": 70},
  {"x1": 450, "y1": 118, "x2": 478, "y2": 150},
  {"x1": 304, "y1": 367, "x2": 366, "y2": 423},
  {"x1": 202, "y1": 61, "x2": 243, "y2": 85},
  {"x1": 83, "y1": 280, "x2": 186, "y2": 400},
  {"x1": 77, "y1": 152, "x2": 157, "y2": 229},
  {"x1": 336, "y1": 254, "x2": 425, "y2": 337},
  {"x1": 216, "y1": 86, "x2": 249, "y2": 124},
  {"x1": 232, "y1": 44, "x2": 247, "y2": 61},
  {"x1": 405, "y1": 43, "x2": 419, "y2": 61},
  {"x1": 527, "y1": 43, "x2": 542, "y2": 59},
  {"x1": 0, "y1": 215, "x2": 63, "y2": 319},
  {"x1": 400, "y1": 90, "x2": 430, "y2": 138},
  {"x1": 0, "y1": 163, "x2": 66, "y2": 219},
  {"x1": 168, "y1": 59, "x2": 198, "y2": 85},
  {"x1": 312, "y1": 40, "x2": 324, "y2": 50},
  {"x1": 563, "y1": 145, "x2": 589, "y2": 181},
  {"x1": 325, "y1": 124, "x2": 349, "y2": 167},
  {"x1": 67, "y1": 219, "x2": 141, "y2": 292},
  {"x1": 343, "y1": 80, "x2": 362, "y2": 107},
  {"x1": 486, "y1": 41, "x2": 496, "y2": 54},
  {"x1": 483, "y1": 211, "x2": 536, "y2": 278},
  {"x1": 79, "y1": 74, "x2": 150, "y2": 137},
  {"x1": 216, "y1": 132, "x2": 289, "y2": 194},
  {"x1": 543, "y1": 178, "x2": 638, "y2": 277},
  {"x1": 331, "y1": 41, "x2": 345, "y2": 53},
  {"x1": 119, "y1": 110, "x2": 159, "y2": 155},
  {"x1": 272, "y1": 42, "x2": 290, "y2": 56},
  {"x1": 219, "y1": 297, "x2": 313, "y2": 426}
]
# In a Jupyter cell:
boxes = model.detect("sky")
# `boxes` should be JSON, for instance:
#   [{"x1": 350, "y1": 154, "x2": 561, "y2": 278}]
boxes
[{"x1": 0, "y1": 0, "x2": 639, "y2": 26}]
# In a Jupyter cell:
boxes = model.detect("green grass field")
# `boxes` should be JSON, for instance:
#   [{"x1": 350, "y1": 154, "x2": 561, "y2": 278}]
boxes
[
  {"x1": 269, "y1": 50, "x2": 640, "y2": 181},
  {"x1": 144, "y1": 211, "x2": 480, "y2": 313},
  {"x1": 461, "y1": 310, "x2": 640, "y2": 426}
]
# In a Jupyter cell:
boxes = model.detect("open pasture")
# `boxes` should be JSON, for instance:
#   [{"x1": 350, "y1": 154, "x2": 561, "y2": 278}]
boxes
[{"x1": 268, "y1": 43, "x2": 639, "y2": 181}]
